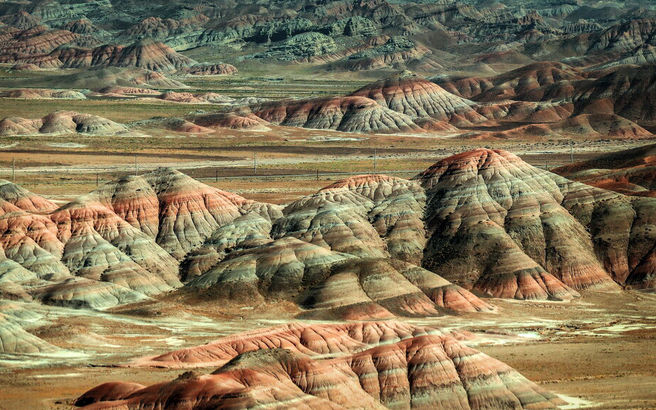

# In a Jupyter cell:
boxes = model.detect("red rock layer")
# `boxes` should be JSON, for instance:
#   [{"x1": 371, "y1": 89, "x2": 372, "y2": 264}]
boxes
[
  {"x1": 49, "y1": 197, "x2": 182, "y2": 295},
  {"x1": 0, "y1": 180, "x2": 58, "y2": 214},
  {"x1": 95, "y1": 169, "x2": 281, "y2": 260},
  {"x1": 1, "y1": 26, "x2": 78, "y2": 56},
  {"x1": 129, "y1": 321, "x2": 435, "y2": 368}
]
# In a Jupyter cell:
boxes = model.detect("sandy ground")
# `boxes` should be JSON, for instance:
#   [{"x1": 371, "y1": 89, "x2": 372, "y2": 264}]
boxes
[{"x1": 0, "y1": 290, "x2": 654, "y2": 409}]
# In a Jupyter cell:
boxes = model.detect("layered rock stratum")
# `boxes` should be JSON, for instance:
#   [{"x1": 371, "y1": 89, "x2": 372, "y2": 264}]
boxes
[
  {"x1": 2, "y1": 149, "x2": 656, "y2": 352},
  {"x1": 252, "y1": 96, "x2": 421, "y2": 133},
  {"x1": 350, "y1": 72, "x2": 486, "y2": 126},
  {"x1": 77, "y1": 321, "x2": 565, "y2": 409},
  {"x1": 2, "y1": 2, "x2": 656, "y2": 77},
  {"x1": 555, "y1": 143, "x2": 656, "y2": 197},
  {"x1": 188, "y1": 65, "x2": 656, "y2": 138},
  {"x1": 416, "y1": 149, "x2": 656, "y2": 292},
  {"x1": 182, "y1": 62, "x2": 238, "y2": 75},
  {"x1": 0, "y1": 111, "x2": 126, "y2": 136}
]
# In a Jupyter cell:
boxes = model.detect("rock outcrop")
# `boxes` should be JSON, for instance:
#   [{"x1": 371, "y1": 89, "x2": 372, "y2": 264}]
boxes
[
  {"x1": 157, "y1": 91, "x2": 232, "y2": 104},
  {"x1": 0, "y1": 312, "x2": 57, "y2": 354},
  {"x1": 465, "y1": 113, "x2": 652, "y2": 140},
  {"x1": 434, "y1": 62, "x2": 586, "y2": 102},
  {"x1": 62, "y1": 19, "x2": 98, "y2": 35},
  {"x1": 190, "y1": 111, "x2": 271, "y2": 131},
  {"x1": 0, "y1": 29, "x2": 195, "y2": 72},
  {"x1": 186, "y1": 237, "x2": 492, "y2": 319},
  {"x1": 92, "y1": 169, "x2": 282, "y2": 261},
  {"x1": 100, "y1": 40, "x2": 196, "y2": 72},
  {"x1": 573, "y1": 64, "x2": 656, "y2": 124},
  {"x1": 1, "y1": 11, "x2": 40, "y2": 30}
]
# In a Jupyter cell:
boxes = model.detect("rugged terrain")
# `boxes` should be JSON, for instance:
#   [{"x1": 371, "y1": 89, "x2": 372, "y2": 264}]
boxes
[
  {"x1": 1, "y1": 149, "x2": 656, "y2": 343},
  {"x1": 1, "y1": 0, "x2": 656, "y2": 409},
  {"x1": 0, "y1": 0, "x2": 655, "y2": 75}
]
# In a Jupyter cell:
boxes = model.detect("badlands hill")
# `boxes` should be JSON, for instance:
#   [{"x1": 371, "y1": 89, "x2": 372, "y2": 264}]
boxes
[
  {"x1": 433, "y1": 62, "x2": 587, "y2": 102},
  {"x1": 573, "y1": 64, "x2": 656, "y2": 125},
  {"x1": 0, "y1": 111, "x2": 126, "y2": 136},
  {"x1": 167, "y1": 66, "x2": 654, "y2": 138},
  {"x1": 252, "y1": 96, "x2": 421, "y2": 134},
  {"x1": 3, "y1": 57, "x2": 655, "y2": 139},
  {"x1": 554, "y1": 143, "x2": 656, "y2": 197},
  {"x1": 350, "y1": 72, "x2": 486, "y2": 126},
  {"x1": 76, "y1": 321, "x2": 565, "y2": 409},
  {"x1": 0, "y1": 89, "x2": 86, "y2": 100},
  {"x1": 2, "y1": 149, "x2": 656, "y2": 353},
  {"x1": 427, "y1": 61, "x2": 656, "y2": 139},
  {"x1": 24, "y1": 39, "x2": 193, "y2": 71},
  {"x1": 2, "y1": 1, "x2": 656, "y2": 73},
  {"x1": 13, "y1": 67, "x2": 187, "y2": 90}
]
